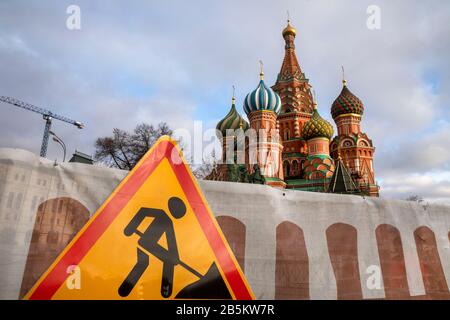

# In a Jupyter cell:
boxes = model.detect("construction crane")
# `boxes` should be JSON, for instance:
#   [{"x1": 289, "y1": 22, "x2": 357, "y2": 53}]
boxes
[{"x1": 0, "y1": 96, "x2": 84, "y2": 158}]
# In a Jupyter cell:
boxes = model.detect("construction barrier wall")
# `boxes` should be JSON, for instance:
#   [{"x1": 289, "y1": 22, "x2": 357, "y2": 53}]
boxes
[{"x1": 0, "y1": 148, "x2": 449, "y2": 299}]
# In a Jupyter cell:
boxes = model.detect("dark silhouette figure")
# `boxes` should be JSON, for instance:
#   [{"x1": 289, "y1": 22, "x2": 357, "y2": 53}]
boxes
[
  {"x1": 118, "y1": 197, "x2": 186, "y2": 298},
  {"x1": 118, "y1": 196, "x2": 232, "y2": 299}
]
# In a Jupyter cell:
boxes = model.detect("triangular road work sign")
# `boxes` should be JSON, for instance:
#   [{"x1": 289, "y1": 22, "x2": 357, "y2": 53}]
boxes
[{"x1": 25, "y1": 136, "x2": 254, "y2": 300}]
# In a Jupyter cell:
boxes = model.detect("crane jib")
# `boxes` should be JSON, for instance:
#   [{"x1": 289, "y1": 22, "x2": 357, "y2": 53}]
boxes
[{"x1": 0, "y1": 95, "x2": 84, "y2": 157}]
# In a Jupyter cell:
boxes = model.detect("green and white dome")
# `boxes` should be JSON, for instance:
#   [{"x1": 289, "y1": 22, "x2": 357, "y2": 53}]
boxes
[
  {"x1": 243, "y1": 72, "x2": 281, "y2": 115},
  {"x1": 216, "y1": 98, "x2": 249, "y2": 138}
]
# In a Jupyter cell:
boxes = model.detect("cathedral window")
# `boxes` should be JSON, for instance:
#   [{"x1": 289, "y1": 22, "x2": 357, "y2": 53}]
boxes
[
  {"x1": 47, "y1": 231, "x2": 59, "y2": 244},
  {"x1": 358, "y1": 140, "x2": 369, "y2": 147},
  {"x1": 15, "y1": 193, "x2": 23, "y2": 210},
  {"x1": 292, "y1": 160, "x2": 299, "y2": 175},
  {"x1": 6, "y1": 192, "x2": 14, "y2": 209},
  {"x1": 284, "y1": 129, "x2": 290, "y2": 141},
  {"x1": 343, "y1": 140, "x2": 352, "y2": 147},
  {"x1": 31, "y1": 196, "x2": 38, "y2": 211},
  {"x1": 283, "y1": 161, "x2": 290, "y2": 177}
]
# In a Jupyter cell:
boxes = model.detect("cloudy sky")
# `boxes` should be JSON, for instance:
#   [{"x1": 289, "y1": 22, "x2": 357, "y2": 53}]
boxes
[{"x1": 0, "y1": 0, "x2": 449, "y2": 203}]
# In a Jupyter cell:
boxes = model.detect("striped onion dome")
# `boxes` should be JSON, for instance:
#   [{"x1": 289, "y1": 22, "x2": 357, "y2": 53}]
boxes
[
  {"x1": 216, "y1": 98, "x2": 250, "y2": 138},
  {"x1": 243, "y1": 74, "x2": 281, "y2": 116},
  {"x1": 302, "y1": 103, "x2": 334, "y2": 140},
  {"x1": 331, "y1": 81, "x2": 364, "y2": 119}
]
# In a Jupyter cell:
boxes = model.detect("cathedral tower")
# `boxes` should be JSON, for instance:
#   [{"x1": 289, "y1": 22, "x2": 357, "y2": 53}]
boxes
[
  {"x1": 272, "y1": 20, "x2": 315, "y2": 181},
  {"x1": 216, "y1": 94, "x2": 249, "y2": 162},
  {"x1": 244, "y1": 68, "x2": 285, "y2": 188},
  {"x1": 330, "y1": 77, "x2": 379, "y2": 197},
  {"x1": 210, "y1": 94, "x2": 250, "y2": 182},
  {"x1": 301, "y1": 100, "x2": 335, "y2": 191}
]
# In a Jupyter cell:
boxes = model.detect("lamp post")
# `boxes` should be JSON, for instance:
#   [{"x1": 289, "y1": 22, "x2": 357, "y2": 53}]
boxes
[{"x1": 49, "y1": 130, "x2": 66, "y2": 162}]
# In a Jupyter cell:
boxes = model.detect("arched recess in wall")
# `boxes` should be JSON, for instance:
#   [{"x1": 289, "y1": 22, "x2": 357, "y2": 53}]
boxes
[
  {"x1": 414, "y1": 226, "x2": 450, "y2": 299},
  {"x1": 19, "y1": 197, "x2": 90, "y2": 299},
  {"x1": 358, "y1": 140, "x2": 369, "y2": 147},
  {"x1": 284, "y1": 128, "x2": 290, "y2": 141},
  {"x1": 216, "y1": 216, "x2": 246, "y2": 272},
  {"x1": 292, "y1": 160, "x2": 299, "y2": 176},
  {"x1": 283, "y1": 161, "x2": 290, "y2": 178},
  {"x1": 275, "y1": 221, "x2": 309, "y2": 300},
  {"x1": 375, "y1": 224, "x2": 409, "y2": 299},
  {"x1": 326, "y1": 223, "x2": 362, "y2": 300},
  {"x1": 342, "y1": 139, "x2": 354, "y2": 148}
]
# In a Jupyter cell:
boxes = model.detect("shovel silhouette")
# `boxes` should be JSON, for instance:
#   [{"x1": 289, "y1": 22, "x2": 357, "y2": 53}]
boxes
[{"x1": 133, "y1": 230, "x2": 202, "y2": 278}]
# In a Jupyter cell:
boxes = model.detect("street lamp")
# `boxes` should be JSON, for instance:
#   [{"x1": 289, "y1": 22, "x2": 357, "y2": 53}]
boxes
[{"x1": 49, "y1": 130, "x2": 66, "y2": 162}]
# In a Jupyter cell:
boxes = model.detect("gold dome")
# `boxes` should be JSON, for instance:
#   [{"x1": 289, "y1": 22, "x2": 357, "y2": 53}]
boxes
[{"x1": 282, "y1": 20, "x2": 296, "y2": 37}]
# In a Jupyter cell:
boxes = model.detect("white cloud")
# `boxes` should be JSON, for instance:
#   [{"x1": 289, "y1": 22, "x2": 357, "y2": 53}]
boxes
[
  {"x1": 0, "y1": 0, "x2": 449, "y2": 201},
  {"x1": 381, "y1": 171, "x2": 450, "y2": 202}
]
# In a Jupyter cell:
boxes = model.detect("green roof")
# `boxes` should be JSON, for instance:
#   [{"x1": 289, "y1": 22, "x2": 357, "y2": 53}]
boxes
[
  {"x1": 307, "y1": 154, "x2": 332, "y2": 161},
  {"x1": 283, "y1": 152, "x2": 307, "y2": 159},
  {"x1": 328, "y1": 159, "x2": 360, "y2": 194},
  {"x1": 286, "y1": 178, "x2": 329, "y2": 186},
  {"x1": 264, "y1": 177, "x2": 284, "y2": 182}
]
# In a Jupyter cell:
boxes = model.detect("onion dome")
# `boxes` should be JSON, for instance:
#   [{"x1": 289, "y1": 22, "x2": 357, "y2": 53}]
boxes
[
  {"x1": 302, "y1": 102, "x2": 334, "y2": 140},
  {"x1": 243, "y1": 70, "x2": 282, "y2": 115},
  {"x1": 282, "y1": 20, "x2": 296, "y2": 37},
  {"x1": 331, "y1": 80, "x2": 364, "y2": 119},
  {"x1": 216, "y1": 97, "x2": 249, "y2": 138}
]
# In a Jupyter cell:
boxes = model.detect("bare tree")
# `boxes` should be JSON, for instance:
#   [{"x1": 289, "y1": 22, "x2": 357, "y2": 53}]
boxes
[
  {"x1": 192, "y1": 149, "x2": 218, "y2": 179},
  {"x1": 95, "y1": 122, "x2": 173, "y2": 170}
]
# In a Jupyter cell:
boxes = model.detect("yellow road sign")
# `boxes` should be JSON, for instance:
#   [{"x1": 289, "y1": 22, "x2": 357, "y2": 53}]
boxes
[{"x1": 25, "y1": 136, "x2": 254, "y2": 300}]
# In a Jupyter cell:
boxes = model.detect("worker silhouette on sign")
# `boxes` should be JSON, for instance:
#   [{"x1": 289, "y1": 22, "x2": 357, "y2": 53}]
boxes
[
  {"x1": 118, "y1": 197, "x2": 186, "y2": 298},
  {"x1": 118, "y1": 196, "x2": 232, "y2": 299}
]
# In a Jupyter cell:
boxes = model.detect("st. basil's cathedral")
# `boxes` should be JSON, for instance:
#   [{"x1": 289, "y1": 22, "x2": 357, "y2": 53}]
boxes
[{"x1": 208, "y1": 21, "x2": 379, "y2": 197}]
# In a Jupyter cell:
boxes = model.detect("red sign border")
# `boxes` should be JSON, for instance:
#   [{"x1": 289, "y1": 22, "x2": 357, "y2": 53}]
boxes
[{"x1": 27, "y1": 137, "x2": 253, "y2": 300}]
